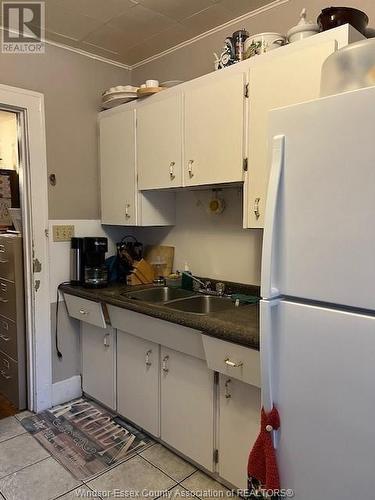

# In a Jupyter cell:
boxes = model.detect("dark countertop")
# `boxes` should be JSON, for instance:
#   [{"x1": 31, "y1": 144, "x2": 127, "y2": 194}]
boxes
[{"x1": 60, "y1": 282, "x2": 260, "y2": 351}]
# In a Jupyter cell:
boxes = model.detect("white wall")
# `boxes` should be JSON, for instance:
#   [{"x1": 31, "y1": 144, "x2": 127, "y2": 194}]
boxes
[
  {"x1": 49, "y1": 219, "x2": 128, "y2": 383},
  {"x1": 135, "y1": 188, "x2": 262, "y2": 285}
]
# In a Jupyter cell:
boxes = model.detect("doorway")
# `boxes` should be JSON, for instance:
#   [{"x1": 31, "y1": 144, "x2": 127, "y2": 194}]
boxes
[
  {"x1": 0, "y1": 109, "x2": 25, "y2": 419},
  {"x1": 0, "y1": 84, "x2": 51, "y2": 416}
]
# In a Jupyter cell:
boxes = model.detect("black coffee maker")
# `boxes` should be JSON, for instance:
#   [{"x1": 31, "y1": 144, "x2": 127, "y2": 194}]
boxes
[{"x1": 70, "y1": 237, "x2": 108, "y2": 288}]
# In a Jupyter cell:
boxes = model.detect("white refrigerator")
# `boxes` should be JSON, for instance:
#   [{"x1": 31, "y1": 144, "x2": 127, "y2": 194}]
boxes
[{"x1": 261, "y1": 85, "x2": 375, "y2": 500}]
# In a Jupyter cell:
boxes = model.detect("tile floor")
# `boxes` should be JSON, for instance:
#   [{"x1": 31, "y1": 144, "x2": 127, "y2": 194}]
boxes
[{"x1": 0, "y1": 412, "x2": 235, "y2": 500}]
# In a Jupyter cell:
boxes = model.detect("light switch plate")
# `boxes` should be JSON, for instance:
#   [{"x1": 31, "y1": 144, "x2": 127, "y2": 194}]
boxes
[{"x1": 53, "y1": 224, "x2": 75, "y2": 242}]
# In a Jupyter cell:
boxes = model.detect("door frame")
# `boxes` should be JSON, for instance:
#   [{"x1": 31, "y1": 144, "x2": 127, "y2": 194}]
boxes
[{"x1": 0, "y1": 84, "x2": 51, "y2": 412}]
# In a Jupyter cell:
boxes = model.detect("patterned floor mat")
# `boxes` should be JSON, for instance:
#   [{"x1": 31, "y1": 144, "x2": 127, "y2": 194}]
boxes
[{"x1": 21, "y1": 397, "x2": 153, "y2": 480}]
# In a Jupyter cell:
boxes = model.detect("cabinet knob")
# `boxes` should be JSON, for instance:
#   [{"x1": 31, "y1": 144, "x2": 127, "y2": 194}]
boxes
[
  {"x1": 103, "y1": 333, "x2": 110, "y2": 347},
  {"x1": 224, "y1": 357, "x2": 243, "y2": 368},
  {"x1": 169, "y1": 161, "x2": 176, "y2": 180},
  {"x1": 188, "y1": 160, "x2": 194, "y2": 178},
  {"x1": 162, "y1": 355, "x2": 169, "y2": 373}
]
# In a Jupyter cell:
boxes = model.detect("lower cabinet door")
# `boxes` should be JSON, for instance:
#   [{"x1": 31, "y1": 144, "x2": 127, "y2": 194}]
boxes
[
  {"x1": 81, "y1": 323, "x2": 116, "y2": 410},
  {"x1": 117, "y1": 330, "x2": 160, "y2": 437},
  {"x1": 218, "y1": 375, "x2": 260, "y2": 490},
  {"x1": 160, "y1": 346, "x2": 214, "y2": 471}
]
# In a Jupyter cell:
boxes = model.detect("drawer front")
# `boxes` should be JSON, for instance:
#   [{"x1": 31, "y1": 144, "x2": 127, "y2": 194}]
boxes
[
  {"x1": 0, "y1": 280, "x2": 16, "y2": 319},
  {"x1": 108, "y1": 305, "x2": 205, "y2": 360},
  {"x1": 202, "y1": 335, "x2": 261, "y2": 387},
  {"x1": 0, "y1": 239, "x2": 15, "y2": 282},
  {"x1": 0, "y1": 350, "x2": 20, "y2": 405},
  {"x1": 64, "y1": 294, "x2": 107, "y2": 329},
  {"x1": 0, "y1": 315, "x2": 17, "y2": 360}
]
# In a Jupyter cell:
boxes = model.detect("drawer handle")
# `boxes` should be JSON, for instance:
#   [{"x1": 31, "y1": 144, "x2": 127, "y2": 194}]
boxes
[
  {"x1": 0, "y1": 259, "x2": 8, "y2": 264},
  {"x1": 0, "y1": 297, "x2": 9, "y2": 304},
  {"x1": 0, "y1": 370, "x2": 11, "y2": 380},
  {"x1": 79, "y1": 309, "x2": 88, "y2": 315},
  {"x1": 0, "y1": 245, "x2": 5, "y2": 253},
  {"x1": 103, "y1": 334, "x2": 110, "y2": 348},
  {"x1": 0, "y1": 334, "x2": 10, "y2": 341},
  {"x1": 225, "y1": 379, "x2": 232, "y2": 399},
  {"x1": 125, "y1": 204, "x2": 131, "y2": 219},
  {"x1": 225, "y1": 357, "x2": 243, "y2": 368},
  {"x1": 145, "y1": 349, "x2": 152, "y2": 367},
  {"x1": 162, "y1": 355, "x2": 169, "y2": 373}
]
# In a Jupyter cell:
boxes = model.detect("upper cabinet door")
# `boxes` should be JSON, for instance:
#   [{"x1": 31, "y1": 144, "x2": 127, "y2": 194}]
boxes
[
  {"x1": 245, "y1": 40, "x2": 337, "y2": 228},
  {"x1": 184, "y1": 72, "x2": 245, "y2": 187},
  {"x1": 99, "y1": 109, "x2": 136, "y2": 225},
  {"x1": 137, "y1": 93, "x2": 182, "y2": 190}
]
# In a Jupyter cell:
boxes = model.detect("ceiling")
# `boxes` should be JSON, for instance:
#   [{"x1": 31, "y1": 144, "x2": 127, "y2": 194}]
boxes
[{"x1": 27, "y1": 0, "x2": 272, "y2": 66}]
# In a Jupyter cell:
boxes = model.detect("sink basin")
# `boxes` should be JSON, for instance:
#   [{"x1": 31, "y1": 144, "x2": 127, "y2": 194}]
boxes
[
  {"x1": 122, "y1": 286, "x2": 195, "y2": 303},
  {"x1": 165, "y1": 295, "x2": 235, "y2": 315}
]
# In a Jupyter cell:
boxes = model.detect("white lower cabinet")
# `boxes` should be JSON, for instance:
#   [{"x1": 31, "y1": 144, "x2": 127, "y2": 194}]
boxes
[
  {"x1": 117, "y1": 330, "x2": 160, "y2": 437},
  {"x1": 160, "y1": 346, "x2": 215, "y2": 472},
  {"x1": 218, "y1": 375, "x2": 260, "y2": 490},
  {"x1": 81, "y1": 322, "x2": 116, "y2": 410}
]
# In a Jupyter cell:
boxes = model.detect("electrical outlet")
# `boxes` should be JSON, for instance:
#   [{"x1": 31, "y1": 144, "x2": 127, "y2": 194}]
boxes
[{"x1": 53, "y1": 225, "x2": 75, "y2": 242}]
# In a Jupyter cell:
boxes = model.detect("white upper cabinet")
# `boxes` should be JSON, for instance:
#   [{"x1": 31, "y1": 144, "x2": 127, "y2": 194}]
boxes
[
  {"x1": 184, "y1": 72, "x2": 245, "y2": 187},
  {"x1": 100, "y1": 109, "x2": 136, "y2": 225},
  {"x1": 137, "y1": 93, "x2": 183, "y2": 189},
  {"x1": 244, "y1": 25, "x2": 363, "y2": 228},
  {"x1": 99, "y1": 108, "x2": 175, "y2": 227}
]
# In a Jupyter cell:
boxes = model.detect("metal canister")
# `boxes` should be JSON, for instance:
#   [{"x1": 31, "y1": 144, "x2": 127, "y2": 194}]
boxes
[
  {"x1": 70, "y1": 237, "x2": 84, "y2": 284},
  {"x1": 232, "y1": 29, "x2": 249, "y2": 62}
]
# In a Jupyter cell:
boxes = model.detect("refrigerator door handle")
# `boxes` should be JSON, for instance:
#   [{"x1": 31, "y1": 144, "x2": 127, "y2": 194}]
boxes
[
  {"x1": 261, "y1": 135, "x2": 285, "y2": 299},
  {"x1": 261, "y1": 299, "x2": 280, "y2": 448}
]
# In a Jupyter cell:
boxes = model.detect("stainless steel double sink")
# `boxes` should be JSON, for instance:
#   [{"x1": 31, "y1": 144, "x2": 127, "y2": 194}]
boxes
[{"x1": 121, "y1": 286, "x2": 236, "y2": 315}]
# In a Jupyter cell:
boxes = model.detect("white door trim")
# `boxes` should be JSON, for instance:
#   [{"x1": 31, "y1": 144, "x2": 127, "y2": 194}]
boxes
[{"x1": 0, "y1": 83, "x2": 51, "y2": 412}]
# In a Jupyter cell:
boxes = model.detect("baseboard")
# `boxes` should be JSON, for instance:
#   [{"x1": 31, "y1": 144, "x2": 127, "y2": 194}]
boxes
[{"x1": 52, "y1": 375, "x2": 82, "y2": 406}]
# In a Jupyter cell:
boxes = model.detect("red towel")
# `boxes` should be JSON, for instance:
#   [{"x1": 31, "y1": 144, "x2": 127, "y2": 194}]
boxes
[{"x1": 248, "y1": 406, "x2": 280, "y2": 492}]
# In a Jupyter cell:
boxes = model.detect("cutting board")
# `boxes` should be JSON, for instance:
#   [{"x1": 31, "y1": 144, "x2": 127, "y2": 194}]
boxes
[{"x1": 144, "y1": 245, "x2": 175, "y2": 277}]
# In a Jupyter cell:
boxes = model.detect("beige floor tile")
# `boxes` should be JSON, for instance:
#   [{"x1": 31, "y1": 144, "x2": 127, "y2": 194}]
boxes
[
  {"x1": 0, "y1": 416, "x2": 26, "y2": 443},
  {"x1": 14, "y1": 410, "x2": 34, "y2": 422},
  {"x1": 56, "y1": 485, "x2": 101, "y2": 499},
  {"x1": 161, "y1": 485, "x2": 196, "y2": 499},
  {"x1": 88, "y1": 455, "x2": 176, "y2": 498},
  {"x1": 0, "y1": 433, "x2": 50, "y2": 478},
  {"x1": 0, "y1": 457, "x2": 80, "y2": 500},
  {"x1": 141, "y1": 444, "x2": 196, "y2": 482},
  {"x1": 181, "y1": 471, "x2": 234, "y2": 500}
]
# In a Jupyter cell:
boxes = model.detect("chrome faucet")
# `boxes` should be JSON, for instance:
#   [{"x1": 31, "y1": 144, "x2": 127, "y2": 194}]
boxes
[{"x1": 182, "y1": 272, "x2": 226, "y2": 296}]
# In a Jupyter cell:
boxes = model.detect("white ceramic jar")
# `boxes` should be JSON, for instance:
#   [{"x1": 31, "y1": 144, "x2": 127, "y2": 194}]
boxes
[{"x1": 244, "y1": 32, "x2": 285, "y2": 58}]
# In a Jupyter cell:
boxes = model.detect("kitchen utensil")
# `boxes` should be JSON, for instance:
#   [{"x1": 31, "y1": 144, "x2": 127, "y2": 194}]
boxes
[
  {"x1": 160, "y1": 80, "x2": 184, "y2": 88},
  {"x1": 137, "y1": 87, "x2": 163, "y2": 97},
  {"x1": 133, "y1": 259, "x2": 155, "y2": 283},
  {"x1": 82, "y1": 237, "x2": 108, "y2": 288},
  {"x1": 102, "y1": 85, "x2": 138, "y2": 97},
  {"x1": 144, "y1": 245, "x2": 174, "y2": 277},
  {"x1": 146, "y1": 79, "x2": 159, "y2": 88},
  {"x1": 320, "y1": 38, "x2": 375, "y2": 97},
  {"x1": 317, "y1": 6, "x2": 369, "y2": 35},
  {"x1": 287, "y1": 8, "x2": 319, "y2": 43},
  {"x1": 101, "y1": 94, "x2": 138, "y2": 109},
  {"x1": 244, "y1": 32, "x2": 285, "y2": 58}
]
